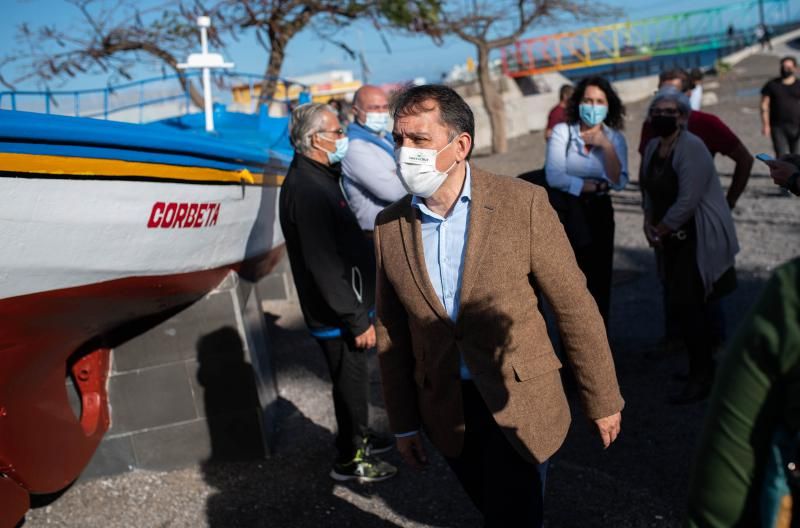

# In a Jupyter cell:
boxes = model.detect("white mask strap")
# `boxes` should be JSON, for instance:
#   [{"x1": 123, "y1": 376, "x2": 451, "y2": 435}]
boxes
[{"x1": 313, "y1": 132, "x2": 334, "y2": 154}]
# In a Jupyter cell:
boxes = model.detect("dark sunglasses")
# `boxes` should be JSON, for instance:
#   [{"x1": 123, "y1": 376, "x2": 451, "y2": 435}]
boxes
[
  {"x1": 650, "y1": 108, "x2": 680, "y2": 117},
  {"x1": 317, "y1": 128, "x2": 345, "y2": 136}
]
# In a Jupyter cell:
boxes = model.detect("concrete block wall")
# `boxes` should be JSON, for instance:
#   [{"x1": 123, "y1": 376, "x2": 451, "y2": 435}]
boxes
[{"x1": 77, "y1": 269, "x2": 283, "y2": 479}]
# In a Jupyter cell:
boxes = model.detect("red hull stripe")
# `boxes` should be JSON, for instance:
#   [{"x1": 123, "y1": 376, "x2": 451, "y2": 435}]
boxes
[{"x1": 0, "y1": 244, "x2": 283, "y2": 503}]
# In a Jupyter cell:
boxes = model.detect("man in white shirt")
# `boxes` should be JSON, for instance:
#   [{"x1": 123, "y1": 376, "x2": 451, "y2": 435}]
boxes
[{"x1": 342, "y1": 85, "x2": 408, "y2": 232}]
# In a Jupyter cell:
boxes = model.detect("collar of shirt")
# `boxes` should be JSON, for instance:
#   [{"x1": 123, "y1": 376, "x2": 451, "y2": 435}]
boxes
[{"x1": 410, "y1": 162, "x2": 472, "y2": 220}]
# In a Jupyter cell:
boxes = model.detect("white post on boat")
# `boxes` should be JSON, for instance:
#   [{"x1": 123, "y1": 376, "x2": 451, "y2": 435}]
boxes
[{"x1": 177, "y1": 16, "x2": 234, "y2": 133}]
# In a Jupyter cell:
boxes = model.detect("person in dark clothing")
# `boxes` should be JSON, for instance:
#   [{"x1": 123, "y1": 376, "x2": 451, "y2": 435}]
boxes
[
  {"x1": 640, "y1": 69, "x2": 753, "y2": 210},
  {"x1": 279, "y1": 102, "x2": 396, "y2": 482},
  {"x1": 765, "y1": 154, "x2": 800, "y2": 196},
  {"x1": 761, "y1": 56, "x2": 800, "y2": 157},
  {"x1": 640, "y1": 68, "x2": 753, "y2": 358},
  {"x1": 640, "y1": 88, "x2": 739, "y2": 404},
  {"x1": 545, "y1": 84, "x2": 574, "y2": 140}
]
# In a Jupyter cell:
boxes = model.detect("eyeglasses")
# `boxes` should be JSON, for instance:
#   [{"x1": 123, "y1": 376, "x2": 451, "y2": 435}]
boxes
[
  {"x1": 317, "y1": 128, "x2": 345, "y2": 137},
  {"x1": 650, "y1": 108, "x2": 681, "y2": 117}
]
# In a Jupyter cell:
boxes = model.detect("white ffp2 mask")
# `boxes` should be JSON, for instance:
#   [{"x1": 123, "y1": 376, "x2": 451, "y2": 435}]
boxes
[
  {"x1": 395, "y1": 139, "x2": 456, "y2": 198},
  {"x1": 363, "y1": 112, "x2": 390, "y2": 133}
]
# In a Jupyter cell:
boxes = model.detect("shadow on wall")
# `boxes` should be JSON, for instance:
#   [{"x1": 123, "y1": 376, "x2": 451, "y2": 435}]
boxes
[{"x1": 196, "y1": 327, "x2": 264, "y2": 462}]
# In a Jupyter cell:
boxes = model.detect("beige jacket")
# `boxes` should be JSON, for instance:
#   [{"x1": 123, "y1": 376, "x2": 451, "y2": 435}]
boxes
[{"x1": 374, "y1": 167, "x2": 624, "y2": 463}]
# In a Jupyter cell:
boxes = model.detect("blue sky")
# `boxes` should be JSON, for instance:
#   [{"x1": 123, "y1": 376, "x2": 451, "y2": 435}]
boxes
[{"x1": 1, "y1": 0, "x2": 795, "y2": 91}]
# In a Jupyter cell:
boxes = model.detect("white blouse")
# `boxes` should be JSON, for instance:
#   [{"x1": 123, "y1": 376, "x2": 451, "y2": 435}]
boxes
[{"x1": 545, "y1": 122, "x2": 629, "y2": 197}]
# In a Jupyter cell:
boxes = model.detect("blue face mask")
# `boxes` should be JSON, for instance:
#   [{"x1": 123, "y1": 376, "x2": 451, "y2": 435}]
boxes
[
  {"x1": 579, "y1": 104, "x2": 608, "y2": 127},
  {"x1": 317, "y1": 135, "x2": 349, "y2": 164}
]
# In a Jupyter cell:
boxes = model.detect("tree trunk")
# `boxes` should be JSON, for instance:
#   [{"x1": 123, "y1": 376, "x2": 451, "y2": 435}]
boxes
[
  {"x1": 476, "y1": 44, "x2": 507, "y2": 154},
  {"x1": 257, "y1": 38, "x2": 287, "y2": 108}
]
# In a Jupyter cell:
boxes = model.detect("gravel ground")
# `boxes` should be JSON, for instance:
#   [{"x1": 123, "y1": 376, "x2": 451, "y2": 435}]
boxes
[{"x1": 23, "y1": 49, "x2": 800, "y2": 528}]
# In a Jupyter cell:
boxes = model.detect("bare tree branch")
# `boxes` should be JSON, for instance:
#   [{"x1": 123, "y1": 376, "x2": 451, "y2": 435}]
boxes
[
  {"x1": 1, "y1": 0, "x2": 442, "y2": 113},
  {"x1": 405, "y1": 0, "x2": 618, "y2": 153}
]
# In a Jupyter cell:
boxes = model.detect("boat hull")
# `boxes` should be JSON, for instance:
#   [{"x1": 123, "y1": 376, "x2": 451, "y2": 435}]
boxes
[
  {"x1": 0, "y1": 265, "x2": 247, "y2": 494},
  {"x1": 0, "y1": 109, "x2": 291, "y2": 526}
]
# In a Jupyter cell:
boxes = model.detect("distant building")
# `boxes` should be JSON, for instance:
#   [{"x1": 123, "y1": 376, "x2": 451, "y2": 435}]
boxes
[{"x1": 231, "y1": 70, "x2": 362, "y2": 109}]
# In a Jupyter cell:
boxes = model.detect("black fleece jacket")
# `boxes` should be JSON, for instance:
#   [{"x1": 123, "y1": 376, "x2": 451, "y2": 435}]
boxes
[{"x1": 279, "y1": 154, "x2": 375, "y2": 338}]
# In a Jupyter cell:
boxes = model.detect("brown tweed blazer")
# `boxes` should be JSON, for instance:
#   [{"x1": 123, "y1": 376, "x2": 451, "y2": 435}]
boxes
[{"x1": 374, "y1": 166, "x2": 624, "y2": 464}]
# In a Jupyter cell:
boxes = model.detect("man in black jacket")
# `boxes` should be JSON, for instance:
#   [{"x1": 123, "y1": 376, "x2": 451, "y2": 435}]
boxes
[{"x1": 279, "y1": 102, "x2": 396, "y2": 482}]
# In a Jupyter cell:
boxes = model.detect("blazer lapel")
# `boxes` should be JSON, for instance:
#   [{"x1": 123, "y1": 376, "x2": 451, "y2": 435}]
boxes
[
  {"x1": 458, "y1": 168, "x2": 496, "y2": 312},
  {"x1": 399, "y1": 205, "x2": 453, "y2": 324}
]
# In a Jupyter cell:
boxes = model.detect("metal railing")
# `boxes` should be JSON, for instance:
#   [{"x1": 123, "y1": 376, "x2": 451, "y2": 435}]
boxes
[{"x1": 0, "y1": 71, "x2": 309, "y2": 123}]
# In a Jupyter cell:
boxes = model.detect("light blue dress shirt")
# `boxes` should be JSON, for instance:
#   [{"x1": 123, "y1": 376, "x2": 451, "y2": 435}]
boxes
[
  {"x1": 410, "y1": 164, "x2": 473, "y2": 380},
  {"x1": 545, "y1": 122, "x2": 629, "y2": 196}
]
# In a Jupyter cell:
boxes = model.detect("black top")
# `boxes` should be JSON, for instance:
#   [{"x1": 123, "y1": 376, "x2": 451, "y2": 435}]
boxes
[
  {"x1": 761, "y1": 78, "x2": 800, "y2": 126},
  {"x1": 642, "y1": 149, "x2": 679, "y2": 225},
  {"x1": 279, "y1": 154, "x2": 375, "y2": 337}
]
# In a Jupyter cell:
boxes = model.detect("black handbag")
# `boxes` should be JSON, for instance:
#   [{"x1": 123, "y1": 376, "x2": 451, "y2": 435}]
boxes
[{"x1": 518, "y1": 128, "x2": 591, "y2": 250}]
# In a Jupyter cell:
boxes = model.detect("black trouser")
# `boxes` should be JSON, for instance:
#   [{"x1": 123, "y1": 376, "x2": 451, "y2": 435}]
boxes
[
  {"x1": 445, "y1": 381, "x2": 547, "y2": 528},
  {"x1": 315, "y1": 336, "x2": 369, "y2": 463},
  {"x1": 662, "y1": 282, "x2": 726, "y2": 347},
  {"x1": 672, "y1": 296, "x2": 716, "y2": 380},
  {"x1": 573, "y1": 194, "x2": 614, "y2": 327},
  {"x1": 662, "y1": 229, "x2": 734, "y2": 381},
  {"x1": 771, "y1": 123, "x2": 800, "y2": 157}
]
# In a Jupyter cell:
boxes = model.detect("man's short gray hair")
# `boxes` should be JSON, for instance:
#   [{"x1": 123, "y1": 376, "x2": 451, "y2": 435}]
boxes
[
  {"x1": 290, "y1": 103, "x2": 335, "y2": 154},
  {"x1": 648, "y1": 86, "x2": 692, "y2": 117}
]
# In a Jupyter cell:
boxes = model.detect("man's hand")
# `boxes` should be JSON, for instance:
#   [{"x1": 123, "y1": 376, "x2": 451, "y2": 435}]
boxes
[
  {"x1": 397, "y1": 433, "x2": 428, "y2": 469},
  {"x1": 594, "y1": 412, "x2": 622, "y2": 449},
  {"x1": 765, "y1": 159, "x2": 796, "y2": 188},
  {"x1": 354, "y1": 325, "x2": 376, "y2": 349},
  {"x1": 762, "y1": 124, "x2": 771, "y2": 137}
]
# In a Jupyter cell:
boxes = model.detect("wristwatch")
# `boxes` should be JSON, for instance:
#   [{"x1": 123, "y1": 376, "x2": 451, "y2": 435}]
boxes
[{"x1": 788, "y1": 171, "x2": 800, "y2": 196}]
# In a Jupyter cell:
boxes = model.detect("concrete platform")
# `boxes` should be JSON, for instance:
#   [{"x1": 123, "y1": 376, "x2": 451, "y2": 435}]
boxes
[{"x1": 74, "y1": 262, "x2": 291, "y2": 479}]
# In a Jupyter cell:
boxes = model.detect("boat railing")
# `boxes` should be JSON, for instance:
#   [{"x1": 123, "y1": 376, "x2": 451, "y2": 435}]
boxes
[{"x1": 0, "y1": 71, "x2": 310, "y2": 123}]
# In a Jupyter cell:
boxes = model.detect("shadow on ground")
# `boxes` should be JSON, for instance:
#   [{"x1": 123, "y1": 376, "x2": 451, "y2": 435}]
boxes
[
  {"x1": 199, "y1": 313, "x2": 480, "y2": 528},
  {"x1": 194, "y1": 243, "x2": 773, "y2": 528},
  {"x1": 543, "y1": 245, "x2": 770, "y2": 527}
]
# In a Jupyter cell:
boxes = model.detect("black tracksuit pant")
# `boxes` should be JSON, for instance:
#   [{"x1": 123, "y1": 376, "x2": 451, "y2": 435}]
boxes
[{"x1": 316, "y1": 336, "x2": 369, "y2": 463}]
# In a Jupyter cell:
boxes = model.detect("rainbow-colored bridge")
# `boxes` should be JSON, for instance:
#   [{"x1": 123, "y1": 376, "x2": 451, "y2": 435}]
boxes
[{"x1": 502, "y1": 0, "x2": 796, "y2": 78}]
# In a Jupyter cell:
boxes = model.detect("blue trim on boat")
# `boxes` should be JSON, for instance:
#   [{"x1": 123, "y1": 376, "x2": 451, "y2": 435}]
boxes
[{"x1": 0, "y1": 110, "x2": 291, "y2": 168}]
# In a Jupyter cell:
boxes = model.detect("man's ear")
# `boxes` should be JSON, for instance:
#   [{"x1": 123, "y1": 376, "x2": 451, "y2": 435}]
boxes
[{"x1": 457, "y1": 132, "x2": 472, "y2": 161}]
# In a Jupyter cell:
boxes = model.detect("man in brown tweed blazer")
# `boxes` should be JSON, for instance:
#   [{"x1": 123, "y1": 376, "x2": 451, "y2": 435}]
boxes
[{"x1": 375, "y1": 85, "x2": 624, "y2": 526}]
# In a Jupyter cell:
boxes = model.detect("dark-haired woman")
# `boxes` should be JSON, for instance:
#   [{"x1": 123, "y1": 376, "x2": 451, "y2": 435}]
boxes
[{"x1": 545, "y1": 76, "x2": 628, "y2": 326}]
